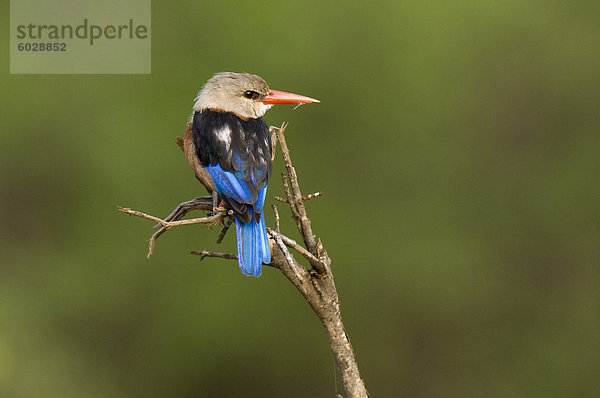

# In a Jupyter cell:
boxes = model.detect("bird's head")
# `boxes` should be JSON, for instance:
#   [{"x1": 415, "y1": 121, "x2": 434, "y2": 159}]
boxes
[{"x1": 194, "y1": 72, "x2": 319, "y2": 120}]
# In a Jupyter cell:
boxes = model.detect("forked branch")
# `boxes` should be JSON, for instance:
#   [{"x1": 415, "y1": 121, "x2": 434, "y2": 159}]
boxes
[{"x1": 119, "y1": 123, "x2": 368, "y2": 397}]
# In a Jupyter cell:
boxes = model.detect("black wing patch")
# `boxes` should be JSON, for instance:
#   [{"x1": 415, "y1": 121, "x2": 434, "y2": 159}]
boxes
[{"x1": 192, "y1": 110, "x2": 272, "y2": 221}]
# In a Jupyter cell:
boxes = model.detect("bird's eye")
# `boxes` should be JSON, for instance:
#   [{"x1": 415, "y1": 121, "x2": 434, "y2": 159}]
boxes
[{"x1": 243, "y1": 90, "x2": 260, "y2": 100}]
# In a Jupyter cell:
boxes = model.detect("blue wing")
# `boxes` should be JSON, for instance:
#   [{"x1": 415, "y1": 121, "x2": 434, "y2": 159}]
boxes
[{"x1": 206, "y1": 164, "x2": 257, "y2": 204}]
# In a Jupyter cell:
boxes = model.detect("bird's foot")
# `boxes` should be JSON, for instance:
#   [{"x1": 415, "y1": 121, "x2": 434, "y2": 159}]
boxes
[{"x1": 206, "y1": 207, "x2": 228, "y2": 228}]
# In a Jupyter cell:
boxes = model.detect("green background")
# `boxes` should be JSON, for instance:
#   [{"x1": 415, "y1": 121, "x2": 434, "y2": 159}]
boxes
[{"x1": 1, "y1": 1, "x2": 599, "y2": 397}]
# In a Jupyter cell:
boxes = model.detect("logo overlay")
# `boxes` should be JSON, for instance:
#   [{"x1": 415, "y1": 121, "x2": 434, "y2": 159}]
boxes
[{"x1": 10, "y1": 0, "x2": 151, "y2": 74}]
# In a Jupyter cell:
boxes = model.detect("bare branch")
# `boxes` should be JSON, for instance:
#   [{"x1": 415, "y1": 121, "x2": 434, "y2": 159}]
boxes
[
  {"x1": 274, "y1": 191, "x2": 323, "y2": 203},
  {"x1": 273, "y1": 123, "x2": 318, "y2": 252},
  {"x1": 118, "y1": 198, "x2": 228, "y2": 258},
  {"x1": 281, "y1": 172, "x2": 302, "y2": 232},
  {"x1": 302, "y1": 191, "x2": 324, "y2": 201},
  {"x1": 160, "y1": 196, "x2": 213, "y2": 219},
  {"x1": 119, "y1": 206, "x2": 228, "y2": 229},
  {"x1": 119, "y1": 207, "x2": 170, "y2": 225},
  {"x1": 269, "y1": 123, "x2": 368, "y2": 396},
  {"x1": 271, "y1": 204, "x2": 281, "y2": 232},
  {"x1": 270, "y1": 129, "x2": 279, "y2": 161},
  {"x1": 190, "y1": 250, "x2": 237, "y2": 261},
  {"x1": 190, "y1": 250, "x2": 280, "y2": 270},
  {"x1": 145, "y1": 197, "x2": 214, "y2": 255},
  {"x1": 272, "y1": 233, "x2": 304, "y2": 283},
  {"x1": 120, "y1": 123, "x2": 369, "y2": 397},
  {"x1": 267, "y1": 227, "x2": 323, "y2": 271}
]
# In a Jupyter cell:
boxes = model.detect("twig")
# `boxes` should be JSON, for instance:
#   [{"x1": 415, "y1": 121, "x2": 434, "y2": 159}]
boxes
[
  {"x1": 119, "y1": 206, "x2": 228, "y2": 229},
  {"x1": 271, "y1": 204, "x2": 281, "y2": 232},
  {"x1": 158, "y1": 196, "x2": 213, "y2": 221},
  {"x1": 148, "y1": 196, "x2": 213, "y2": 245},
  {"x1": 281, "y1": 172, "x2": 302, "y2": 232},
  {"x1": 267, "y1": 227, "x2": 323, "y2": 270},
  {"x1": 269, "y1": 126, "x2": 279, "y2": 161},
  {"x1": 190, "y1": 250, "x2": 281, "y2": 269},
  {"x1": 190, "y1": 250, "x2": 237, "y2": 261},
  {"x1": 272, "y1": 233, "x2": 304, "y2": 283},
  {"x1": 274, "y1": 191, "x2": 323, "y2": 203},
  {"x1": 119, "y1": 197, "x2": 222, "y2": 258},
  {"x1": 302, "y1": 191, "x2": 324, "y2": 201},
  {"x1": 274, "y1": 123, "x2": 318, "y2": 254}
]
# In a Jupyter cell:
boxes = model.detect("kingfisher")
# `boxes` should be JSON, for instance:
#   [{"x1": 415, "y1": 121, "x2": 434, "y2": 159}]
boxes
[{"x1": 180, "y1": 72, "x2": 319, "y2": 277}]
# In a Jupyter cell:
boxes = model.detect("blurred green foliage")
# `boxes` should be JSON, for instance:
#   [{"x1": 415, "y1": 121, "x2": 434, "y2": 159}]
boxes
[{"x1": 1, "y1": 1, "x2": 599, "y2": 397}]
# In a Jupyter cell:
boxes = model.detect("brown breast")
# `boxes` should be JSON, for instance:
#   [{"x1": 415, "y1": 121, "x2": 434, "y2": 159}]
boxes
[{"x1": 180, "y1": 122, "x2": 215, "y2": 193}]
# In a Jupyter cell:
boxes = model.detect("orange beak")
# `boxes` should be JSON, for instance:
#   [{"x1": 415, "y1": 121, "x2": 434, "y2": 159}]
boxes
[{"x1": 260, "y1": 90, "x2": 320, "y2": 105}]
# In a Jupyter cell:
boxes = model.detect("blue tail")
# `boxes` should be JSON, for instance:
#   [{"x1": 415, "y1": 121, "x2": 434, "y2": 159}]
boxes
[{"x1": 235, "y1": 209, "x2": 271, "y2": 277}]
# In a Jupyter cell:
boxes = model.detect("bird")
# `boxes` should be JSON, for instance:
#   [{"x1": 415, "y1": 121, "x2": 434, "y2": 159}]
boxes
[{"x1": 179, "y1": 72, "x2": 319, "y2": 277}]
